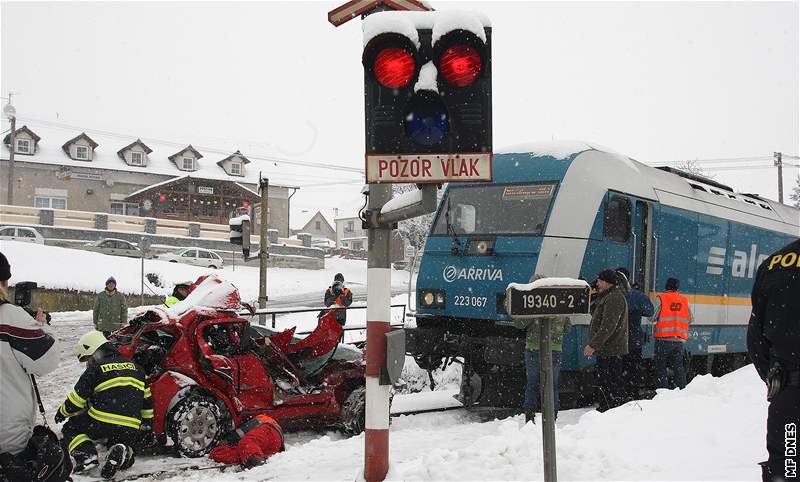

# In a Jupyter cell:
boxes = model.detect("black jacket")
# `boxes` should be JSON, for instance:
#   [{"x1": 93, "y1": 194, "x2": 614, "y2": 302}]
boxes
[
  {"x1": 59, "y1": 347, "x2": 152, "y2": 429},
  {"x1": 747, "y1": 238, "x2": 800, "y2": 380}
]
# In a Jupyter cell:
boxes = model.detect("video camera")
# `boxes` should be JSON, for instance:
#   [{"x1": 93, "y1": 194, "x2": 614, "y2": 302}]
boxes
[
  {"x1": 332, "y1": 281, "x2": 344, "y2": 296},
  {"x1": 14, "y1": 281, "x2": 52, "y2": 324}
]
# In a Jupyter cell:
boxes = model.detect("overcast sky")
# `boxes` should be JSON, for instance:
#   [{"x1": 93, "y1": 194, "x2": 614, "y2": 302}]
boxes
[{"x1": 2, "y1": 1, "x2": 798, "y2": 221}]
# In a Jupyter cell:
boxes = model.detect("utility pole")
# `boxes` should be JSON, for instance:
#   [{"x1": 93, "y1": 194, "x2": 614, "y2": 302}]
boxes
[
  {"x1": 4, "y1": 94, "x2": 17, "y2": 205},
  {"x1": 364, "y1": 183, "x2": 393, "y2": 482},
  {"x1": 774, "y1": 152, "x2": 783, "y2": 204},
  {"x1": 258, "y1": 177, "x2": 269, "y2": 322}
]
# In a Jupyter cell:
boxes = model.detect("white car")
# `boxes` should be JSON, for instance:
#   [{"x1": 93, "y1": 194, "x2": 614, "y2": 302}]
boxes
[
  {"x1": 0, "y1": 226, "x2": 45, "y2": 244},
  {"x1": 85, "y1": 238, "x2": 143, "y2": 258},
  {"x1": 158, "y1": 247, "x2": 224, "y2": 269}
]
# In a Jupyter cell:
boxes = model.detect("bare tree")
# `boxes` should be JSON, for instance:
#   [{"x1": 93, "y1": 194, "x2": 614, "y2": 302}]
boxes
[
  {"x1": 391, "y1": 184, "x2": 438, "y2": 250},
  {"x1": 674, "y1": 160, "x2": 716, "y2": 179},
  {"x1": 790, "y1": 175, "x2": 800, "y2": 208}
]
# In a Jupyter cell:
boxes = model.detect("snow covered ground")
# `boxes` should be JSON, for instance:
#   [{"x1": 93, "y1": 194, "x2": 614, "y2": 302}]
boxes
[
  {"x1": 38, "y1": 305, "x2": 767, "y2": 481},
  {"x1": 1, "y1": 241, "x2": 410, "y2": 303}
]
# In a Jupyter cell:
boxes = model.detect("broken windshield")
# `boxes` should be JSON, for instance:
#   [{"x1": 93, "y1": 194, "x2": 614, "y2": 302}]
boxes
[{"x1": 432, "y1": 183, "x2": 558, "y2": 236}]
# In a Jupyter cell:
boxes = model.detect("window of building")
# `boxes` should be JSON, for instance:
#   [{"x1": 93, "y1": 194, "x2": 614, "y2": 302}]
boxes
[
  {"x1": 230, "y1": 162, "x2": 242, "y2": 175},
  {"x1": 603, "y1": 195, "x2": 631, "y2": 243},
  {"x1": 346, "y1": 220, "x2": 354, "y2": 233},
  {"x1": 34, "y1": 196, "x2": 67, "y2": 210},
  {"x1": 315, "y1": 221, "x2": 321, "y2": 230},
  {"x1": 15, "y1": 139, "x2": 31, "y2": 154},
  {"x1": 352, "y1": 240, "x2": 364, "y2": 251},
  {"x1": 130, "y1": 151, "x2": 145, "y2": 166},
  {"x1": 182, "y1": 157, "x2": 195, "y2": 170},
  {"x1": 110, "y1": 202, "x2": 140, "y2": 216},
  {"x1": 75, "y1": 145, "x2": 90, "y2": 160}
]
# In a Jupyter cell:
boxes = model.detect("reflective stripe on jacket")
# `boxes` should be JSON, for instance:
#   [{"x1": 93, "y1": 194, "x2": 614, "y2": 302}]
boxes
[{"x1": 655, "y1": 292, "x2": 690, "y2": 341}]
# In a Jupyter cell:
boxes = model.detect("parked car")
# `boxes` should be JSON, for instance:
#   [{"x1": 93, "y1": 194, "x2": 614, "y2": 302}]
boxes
[
  {"x1": 85, "y1": 238, "x2": 142, "y2": 258},
  {"x1": 112, "y1": 275, "x2": 366, "y2": 457},
  {"x1": 157, "y1": 247, "x2": 225, "y2": 269},
  {"x1": 0, "y1": 225, "x2": 45, "y2": 244}
]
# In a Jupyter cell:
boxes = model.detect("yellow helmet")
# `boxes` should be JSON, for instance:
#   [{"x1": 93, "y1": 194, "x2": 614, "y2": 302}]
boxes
[{"x1": 75, "y1": 330, "x2": 108, "y2": 360}]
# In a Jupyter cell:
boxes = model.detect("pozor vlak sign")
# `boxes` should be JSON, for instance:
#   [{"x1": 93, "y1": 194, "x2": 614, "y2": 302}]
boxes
[
  {"x1": 362, "y1": 10, "x2": 493, "y2": 184},
  {"x1": 367, "y1": 153, "x2": 491, "y2": 183}
]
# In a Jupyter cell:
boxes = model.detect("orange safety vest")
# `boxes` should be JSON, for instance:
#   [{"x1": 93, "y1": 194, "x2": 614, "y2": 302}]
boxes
[{"x1": 655, "y1": 292, "x2": 690, "y2": 341}]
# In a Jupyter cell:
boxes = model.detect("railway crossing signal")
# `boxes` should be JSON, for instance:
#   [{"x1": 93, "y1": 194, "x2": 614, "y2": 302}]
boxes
[{"x1": 363, "y1": 17, "x2": 492, "y2": 183}]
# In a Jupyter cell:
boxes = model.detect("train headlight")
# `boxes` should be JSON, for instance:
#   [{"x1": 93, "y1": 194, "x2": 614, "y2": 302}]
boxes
[{"x1": 420, "y1": 289, "x2": 445, "y2": 308}]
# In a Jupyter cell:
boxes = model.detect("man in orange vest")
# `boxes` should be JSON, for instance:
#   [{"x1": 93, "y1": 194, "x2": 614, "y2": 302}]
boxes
[{"x1": 650, "y1": 277, "x2": 694, "y2": 389}]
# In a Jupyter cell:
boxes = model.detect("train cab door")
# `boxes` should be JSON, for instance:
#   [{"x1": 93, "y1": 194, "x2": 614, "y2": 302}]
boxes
[{"x1": 603, "y1": 193, "x2": 653, "y2": 290}]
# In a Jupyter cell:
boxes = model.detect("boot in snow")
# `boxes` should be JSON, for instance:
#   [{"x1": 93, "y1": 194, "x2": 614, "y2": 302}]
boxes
[
  {"x1": 120, "y1": 446, "x2": 135, "y2": 470},
  {"x1": 72, "y1": 449, "x2": 99, "y2": 474},
  {"x1": 101, "y1": 444, "x2": 127, "y2": 479},
  {"x1": 524, "y1": 410, "x2": 536, "y2": 424}
]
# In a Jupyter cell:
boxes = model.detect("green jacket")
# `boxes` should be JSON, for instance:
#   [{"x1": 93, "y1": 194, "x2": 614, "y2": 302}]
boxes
[
  {"x1": 514, "y1": 316, "x2": 572, "y2": 351},
  {"x1": 93, "y1": 289, "x2": 128, "y2": 332},
  {"x1": 587, "y1": 286, "x2": 629, "y2": 356}
]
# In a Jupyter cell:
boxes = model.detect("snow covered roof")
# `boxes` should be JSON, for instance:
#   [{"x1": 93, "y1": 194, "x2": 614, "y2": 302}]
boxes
[
  {"x1": 291, "y1": 209, "x2": 336, "y2": 231},
  {"x1": 363, "y1": 10, "x2": 491, "y2": 47},
  {"x1": 0, "y1": 121, "x2": 301, "y2": 187}
]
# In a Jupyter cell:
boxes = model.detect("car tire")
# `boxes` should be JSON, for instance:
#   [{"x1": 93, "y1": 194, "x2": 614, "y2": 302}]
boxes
[
  {"x1": 341, "y1": 386, "x2": 366, "y2": 435},
  {"x1": 167, "y1": 393, "x2": 228, "y2": 458},
  {"x1": 169, "y1": 260, "x2": 178, "y2": 263},
  {"x1": 208, "y1": 265, "x2": 217, "y2": 269}
]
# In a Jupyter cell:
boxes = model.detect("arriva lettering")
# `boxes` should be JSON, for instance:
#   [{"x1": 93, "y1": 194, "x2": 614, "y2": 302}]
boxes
[
  {"x1": 442, "y1": 265, "x2": 503, "y2": 283},
  {"x1": 706, "y1": 244, "x2": 769, "y2": 279}
]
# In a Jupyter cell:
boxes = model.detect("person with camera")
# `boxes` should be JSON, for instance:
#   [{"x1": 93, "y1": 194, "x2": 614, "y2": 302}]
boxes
[
  {"x1": 0, "y1": 252, "x2": 70, "y2": 481},
  {"x1": 324, "y1": 273, "x2": 352, "y2": 326}
]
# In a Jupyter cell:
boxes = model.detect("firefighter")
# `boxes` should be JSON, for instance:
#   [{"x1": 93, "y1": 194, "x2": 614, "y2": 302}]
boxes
[
  {"x1": 324, "y1": 273, "x2": 352, "y2": 326},
  {"x1": 209, "y1": 414, "x2": 285, "y2": 468},
  {"x1": 650, "y1": 277, "x2": 693, "y2": 389},
  {"x1": 54, "y1": 331, "x2": 152, "y2": 479},
  {"x1": 164, "y1": 280, "x2": 193, "y2": 307},
  {"x1": 747, "y1": 238, "x2": 800, "y2": 482}
]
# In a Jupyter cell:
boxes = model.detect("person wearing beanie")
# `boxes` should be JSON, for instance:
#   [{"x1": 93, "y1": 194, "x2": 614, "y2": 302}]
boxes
[
  {"x1": 92, "y1": 276, "x2": 128, "y2": 336},
  {"x1": 324, "y1": 273, "x2": 352, "y2": 326},
  {"x1": 584, "y1": 268, "x2": 629, "y2": 412},
  {"x1": 616, "y1": 267, "x2": 654, "y2": 400},
  {"x1": 0, "y1": 252, "x2": 67, "y2": 480},
  {"x1": 650, "y1": 277, "x2": 693, "y2": 389}
]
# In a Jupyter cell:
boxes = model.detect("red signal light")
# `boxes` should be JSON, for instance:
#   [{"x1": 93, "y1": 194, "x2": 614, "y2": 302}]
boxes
[
  {"x1": 439, "y1": 45, "x2": 481, "y2": 87},
  {"x1": 158, "y1": 194, "x2": 166, "y2": 202},
  {"x1": 373, "y1": 48, "x2": 415, "y2": 89}
]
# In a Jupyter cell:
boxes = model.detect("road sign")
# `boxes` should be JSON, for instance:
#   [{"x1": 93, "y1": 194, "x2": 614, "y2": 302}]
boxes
[
  {"x1": 506, "y1": 284, "x2": 591, "y2": 317},
  {"x1": 366, "y1": 152, "x2": 492, "y2": 183}
]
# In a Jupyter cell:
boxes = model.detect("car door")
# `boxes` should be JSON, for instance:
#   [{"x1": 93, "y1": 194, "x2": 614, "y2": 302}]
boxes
[
  {"x1": 181, "y1": 249, "x2": 198, "y2": 265},
  {"x1": 17, "y1": 228, "x2": 38, "y2": 244},
  {"x1": 119, "y1": 241, "x2": 136, "y2": 257},
  {"x1": 102, "y1": 240, "x2": 118, "y2": 256},
  {"x1": 0, "y1": 227, "x2": 16, "y2": 241},
  {"x1": 198, "y1": 250, "x2": 213, "y2": 267}
]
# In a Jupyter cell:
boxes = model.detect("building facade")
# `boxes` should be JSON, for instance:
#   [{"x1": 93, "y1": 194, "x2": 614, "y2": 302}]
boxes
[
  {"x1": 1, "y1": 124, "x2": 295, "y2": 236},
  {"x1": 293, "y1": 211, "x2": 336, "y2": 242}
]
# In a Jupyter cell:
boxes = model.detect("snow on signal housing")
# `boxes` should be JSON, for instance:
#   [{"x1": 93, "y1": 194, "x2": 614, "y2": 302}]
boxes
[
  {"x1": 363, "y1": 33, "x2": 419, "y2": 90},
  {"x1": 433, "y1": 30, "x2": 486, "y2": 88}
]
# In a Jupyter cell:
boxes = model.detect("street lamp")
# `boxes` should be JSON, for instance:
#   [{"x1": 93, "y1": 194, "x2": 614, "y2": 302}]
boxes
[{"x1": 3, "y1": 100, "x2": 16, "y2": 205}]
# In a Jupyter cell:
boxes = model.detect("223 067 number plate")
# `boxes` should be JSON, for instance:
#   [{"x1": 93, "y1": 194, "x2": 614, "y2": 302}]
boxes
[
  {"x1": 506, "y1": 286, "x2": 590, "y2": 316},
  {"x1": 454, "y1": 295, "x2": 488, "y2": 307}
]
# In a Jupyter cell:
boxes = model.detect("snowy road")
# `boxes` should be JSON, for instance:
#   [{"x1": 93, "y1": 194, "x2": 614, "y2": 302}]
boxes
[{"x1": 39, "y1": 311, "x2": 769, "y2": 481}]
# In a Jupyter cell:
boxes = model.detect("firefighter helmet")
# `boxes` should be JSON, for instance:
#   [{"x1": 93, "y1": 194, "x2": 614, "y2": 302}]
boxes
[{"x1": 75, "y1": 330, "x2": 108, "y2": 360}]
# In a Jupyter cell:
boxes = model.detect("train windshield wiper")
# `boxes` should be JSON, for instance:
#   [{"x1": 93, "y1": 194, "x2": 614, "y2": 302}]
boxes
[{"x1": 445, "y1": 197, "x2": 461, "y2": 255}]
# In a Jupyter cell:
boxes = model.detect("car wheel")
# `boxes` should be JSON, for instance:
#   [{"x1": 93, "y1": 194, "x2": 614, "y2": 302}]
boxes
[
  {"x1": 169, "y1": 260, "x2": 178, "y2": 263},
  {"x1": 208, "y1": 265, "x2": 217, "y2": 269},
  {"x1": 341, "y1": 386, "x2": 366, "y2": 435},
  {"x1": 167, "y1": 393, "x2": 228, "y2": 457}
]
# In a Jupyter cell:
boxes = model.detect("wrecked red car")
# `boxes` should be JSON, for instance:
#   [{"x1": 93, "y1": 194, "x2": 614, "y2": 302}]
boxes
[{"x1": 111, "y1": 275, "x2": 366, "y2": 457}]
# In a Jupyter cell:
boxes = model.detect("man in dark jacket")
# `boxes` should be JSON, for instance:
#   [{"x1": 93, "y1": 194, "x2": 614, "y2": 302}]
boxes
[
  {"x1": 54, "y1": 330, "x2": 152, "y2": 479},
  {"x1": 324, "y1": 273, "x2": 352, "y2": 326},
  {"x1": 747, "y1": 238, "x2": 800, "y2": 482},
  {"x1": 584, "y1": 269, "x2": 629, "y2": 412},
  {"x1": 616, "y1": 267, "x2": 655, "y2": 400}
]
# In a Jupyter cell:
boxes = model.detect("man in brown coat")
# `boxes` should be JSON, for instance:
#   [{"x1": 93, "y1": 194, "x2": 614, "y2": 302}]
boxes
[{"x1": 584, "y1": 269, "x2": 629, "y2": 412}]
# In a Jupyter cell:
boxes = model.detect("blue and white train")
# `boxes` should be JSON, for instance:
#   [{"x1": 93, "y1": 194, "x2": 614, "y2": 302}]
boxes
[{"x1": 406, "y1": 141, "x2": 800, "y2": 407}]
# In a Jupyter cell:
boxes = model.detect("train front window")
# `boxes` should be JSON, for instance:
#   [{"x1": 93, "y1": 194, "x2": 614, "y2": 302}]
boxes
[{"x1": 432, "y1": 183, "x2": 557, "y2": 236}]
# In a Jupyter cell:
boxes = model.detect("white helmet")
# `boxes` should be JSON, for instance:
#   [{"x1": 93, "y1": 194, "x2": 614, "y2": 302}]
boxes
[{"x1": 75, "y1": 330, "x2": 108, "y2": 360}]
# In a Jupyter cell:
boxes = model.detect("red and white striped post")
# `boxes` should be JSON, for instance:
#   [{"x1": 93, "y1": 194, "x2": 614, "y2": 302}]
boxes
[{"x1": 364, "y1": 183, "x2": 393, "y2": 482}]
